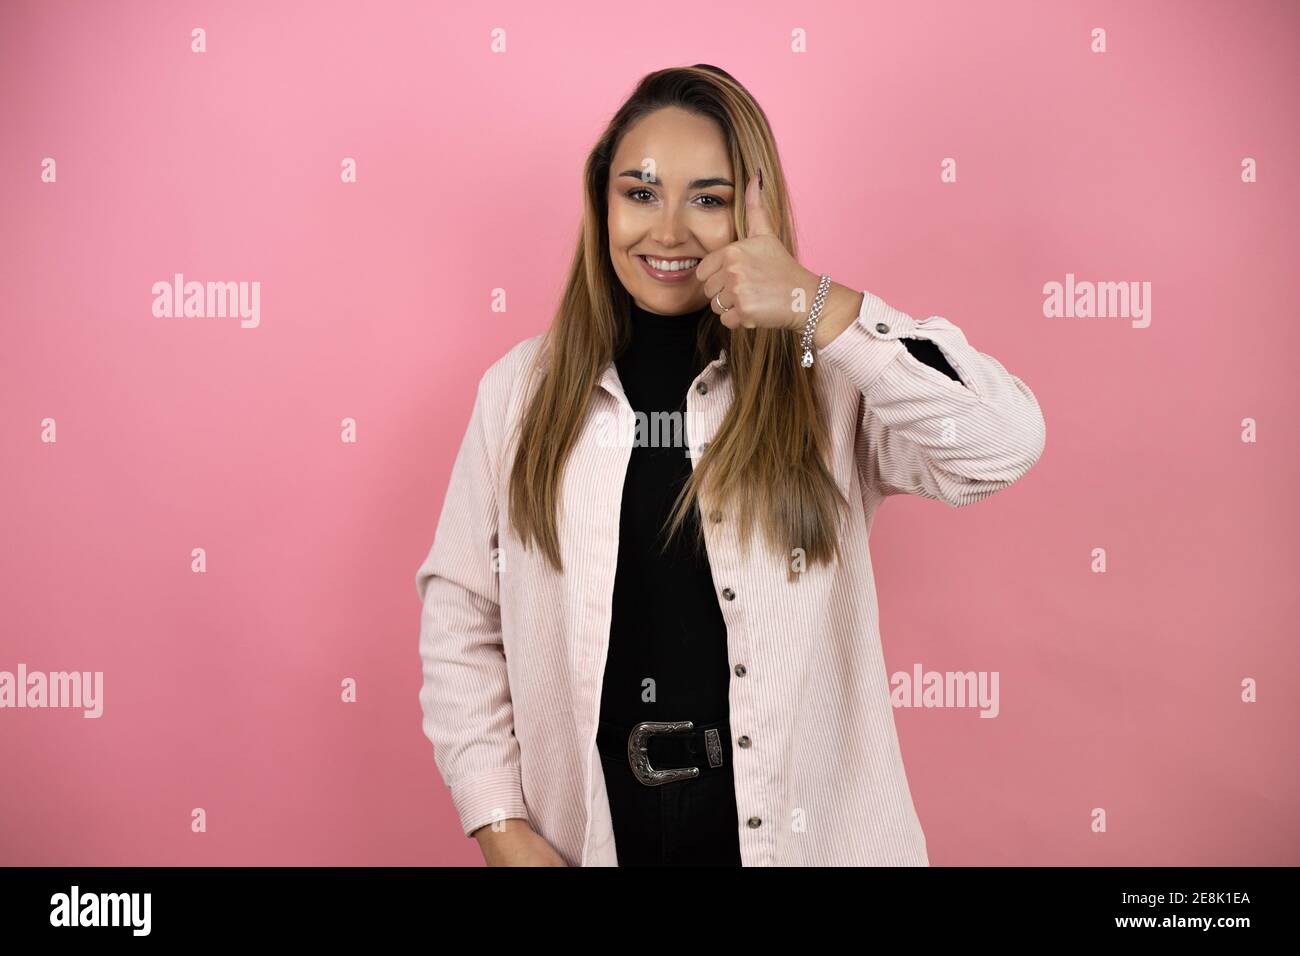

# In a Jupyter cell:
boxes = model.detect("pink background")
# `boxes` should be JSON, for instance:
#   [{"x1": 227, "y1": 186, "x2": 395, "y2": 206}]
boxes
[{"x1": 2, "y1": 0, "x2": 1297, "y2": 866}]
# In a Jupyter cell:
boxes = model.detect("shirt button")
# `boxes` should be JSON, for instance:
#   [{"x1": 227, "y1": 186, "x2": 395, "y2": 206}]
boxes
[
  {"x1": 875, "y1": 322, "x2": 890, "y2": 334},
  {"x1": 721, "y1": 587, "x2": 735, "y2": 601},
  {"x1": 700, "y1": 441, "x2": 711, "y2": 453},
  {"x1": 709, "y1": 509, "x2": 723, "y2": 523},
  {"x1": 737, "y1": 735, "x2": 751, "y2": 748},
  {"x1": 696, "y1": 381, "x2": 709, "y2": 394},
  {"x1": 734, "y1": 664, "x2": 747, "y2": 676},
  {"x1": 746, "y1": 817, "x2": 762, "y2": 829}
]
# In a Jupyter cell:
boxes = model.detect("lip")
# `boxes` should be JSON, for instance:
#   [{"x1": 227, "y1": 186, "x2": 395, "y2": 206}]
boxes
[{"x1": 636, "y1": 254, "x2": 700, "y2": 284}]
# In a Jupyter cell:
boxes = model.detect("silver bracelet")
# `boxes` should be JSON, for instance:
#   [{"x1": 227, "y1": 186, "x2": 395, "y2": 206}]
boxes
[{"x1": 800, "y1": 274, "x2": 832, "y2": 368}]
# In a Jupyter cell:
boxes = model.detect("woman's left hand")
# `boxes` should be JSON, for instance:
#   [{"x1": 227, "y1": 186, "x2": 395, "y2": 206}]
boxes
[{"x1": 696, "y1": 172, "x2": 819, "y2": 332}]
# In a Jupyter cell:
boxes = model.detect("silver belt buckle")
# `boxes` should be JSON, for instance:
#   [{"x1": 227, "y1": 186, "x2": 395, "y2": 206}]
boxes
[{"x1": 628, "y1": 720, "x2": 700, "y2": 786}]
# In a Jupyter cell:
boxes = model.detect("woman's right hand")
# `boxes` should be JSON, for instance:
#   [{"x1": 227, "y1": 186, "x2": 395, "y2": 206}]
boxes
[{"x1": 471, "y1": 818, "x2": 569, "y2": 866}]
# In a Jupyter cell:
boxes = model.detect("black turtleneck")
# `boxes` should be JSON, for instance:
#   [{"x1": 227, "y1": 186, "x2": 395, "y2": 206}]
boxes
[
  {"x1": 596, "y1": 297, "x2": 963, "y2": 729},
  {"x1": 599, "y1": 298, "x2": 729, "y2": 728}
]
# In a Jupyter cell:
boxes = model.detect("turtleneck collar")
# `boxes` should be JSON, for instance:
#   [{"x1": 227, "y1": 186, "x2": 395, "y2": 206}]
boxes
[{"x1": 624, "y1": 298, "x2": 713, "y2": 356}]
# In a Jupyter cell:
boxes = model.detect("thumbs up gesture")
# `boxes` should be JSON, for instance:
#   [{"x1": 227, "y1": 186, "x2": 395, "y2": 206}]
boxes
[{"x1": 695, "y1": 172, "x2": 819, "y2": 332}]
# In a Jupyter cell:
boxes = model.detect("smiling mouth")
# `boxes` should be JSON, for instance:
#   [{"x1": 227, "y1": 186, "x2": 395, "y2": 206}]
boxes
[{"x1": 638, "y1": 255, "x2": 701, "y2": 272}]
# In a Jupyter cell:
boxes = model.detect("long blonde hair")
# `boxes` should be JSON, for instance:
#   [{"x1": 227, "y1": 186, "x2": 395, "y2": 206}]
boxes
[{"x1": 507, "y1": 64, "x2": 847, "y2": 579}]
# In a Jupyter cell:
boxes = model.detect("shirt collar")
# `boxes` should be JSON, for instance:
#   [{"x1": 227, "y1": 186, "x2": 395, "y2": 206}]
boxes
[{"x1": 599, "y1": 347, "x2": 728, "y2": 404}]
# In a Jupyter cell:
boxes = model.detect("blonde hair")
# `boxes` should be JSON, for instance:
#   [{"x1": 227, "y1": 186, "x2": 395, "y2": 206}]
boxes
[{"x1": 507, "y1": 64, "x2": 846, "y2": 579}]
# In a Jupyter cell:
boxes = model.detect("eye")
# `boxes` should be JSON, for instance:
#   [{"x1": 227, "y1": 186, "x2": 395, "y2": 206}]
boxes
[{"x1": 622, "y1": 188, "x2": 727, "y2": 208}]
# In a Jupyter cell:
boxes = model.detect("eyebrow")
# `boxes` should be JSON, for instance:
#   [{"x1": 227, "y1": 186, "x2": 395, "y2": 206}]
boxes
[{"x1": 617, "y1": 170, "x2": 734, "y2": 189}]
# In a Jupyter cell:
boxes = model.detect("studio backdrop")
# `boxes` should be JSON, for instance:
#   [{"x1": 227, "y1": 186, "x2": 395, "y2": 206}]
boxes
[{"x1": 1, "y1": 0, "x2": 1296, "y2": 866}]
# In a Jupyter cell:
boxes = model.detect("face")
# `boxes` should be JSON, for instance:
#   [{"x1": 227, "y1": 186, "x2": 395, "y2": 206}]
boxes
[{"x1": 607, "y1": 106, "x2": 737, "y2": 316}]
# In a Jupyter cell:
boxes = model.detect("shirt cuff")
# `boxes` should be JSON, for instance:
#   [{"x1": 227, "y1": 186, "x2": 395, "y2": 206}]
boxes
[
  {"x1": 813, "y1": 289, "x2": 914, "y2": 393},
  {"x1": 449, "y1": 765, "x2": 530, "y2": 837}
]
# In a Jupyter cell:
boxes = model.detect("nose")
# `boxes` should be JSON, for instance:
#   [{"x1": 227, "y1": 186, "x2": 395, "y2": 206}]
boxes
[{"x1": 650, "y1": 203, "x2": 688, "y2": 248}]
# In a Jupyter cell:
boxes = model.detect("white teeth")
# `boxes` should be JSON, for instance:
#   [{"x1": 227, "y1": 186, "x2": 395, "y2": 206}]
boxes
[{"x1": 644, "y1": 256, "x2": 699, "y2": 272}]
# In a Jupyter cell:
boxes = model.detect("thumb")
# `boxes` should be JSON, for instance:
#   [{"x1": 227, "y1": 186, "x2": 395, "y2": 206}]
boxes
[{"x1": 744, "y1": 171, "x2": 776, "y2": 239}]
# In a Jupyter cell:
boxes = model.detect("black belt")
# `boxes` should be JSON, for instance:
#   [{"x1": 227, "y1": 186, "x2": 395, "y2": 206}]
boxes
[{"x1": 597, "y1": 717, "x2": 732, "y2": 786}]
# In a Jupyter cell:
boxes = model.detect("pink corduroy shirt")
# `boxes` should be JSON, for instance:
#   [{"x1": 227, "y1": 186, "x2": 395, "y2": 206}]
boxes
[{"x1": 416, "y1": 288, "x2": 1046, "y2": 866}]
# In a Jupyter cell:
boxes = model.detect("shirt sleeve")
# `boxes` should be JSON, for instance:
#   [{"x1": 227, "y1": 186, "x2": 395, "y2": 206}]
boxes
[
  {"x1": 415, "y1": 369, "x2": 530, "y2": 837},
  {"x1": 816, "y1": 288, "x2": 1046, "y2": 506}
]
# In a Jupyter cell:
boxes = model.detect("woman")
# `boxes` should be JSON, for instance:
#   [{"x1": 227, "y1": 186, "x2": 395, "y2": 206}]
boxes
[{"x1": 416, "y1": 64, "x2": 1046, "y2": 867}]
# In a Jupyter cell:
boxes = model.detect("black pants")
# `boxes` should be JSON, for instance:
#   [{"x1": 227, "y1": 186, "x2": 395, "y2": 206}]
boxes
[{"x1": 597, "y1": 717, "x2": 743, "y2": 866}]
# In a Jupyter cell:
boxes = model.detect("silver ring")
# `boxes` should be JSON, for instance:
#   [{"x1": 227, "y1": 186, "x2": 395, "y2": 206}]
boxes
[{"x1": 714, "y1": 292, "x2": 732, "y2": 313}]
